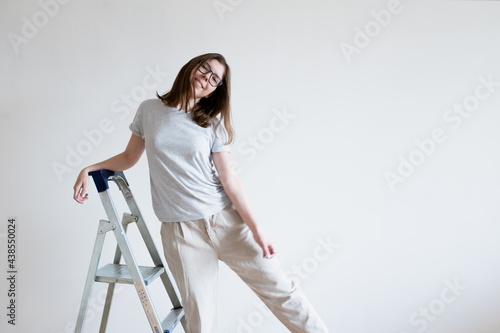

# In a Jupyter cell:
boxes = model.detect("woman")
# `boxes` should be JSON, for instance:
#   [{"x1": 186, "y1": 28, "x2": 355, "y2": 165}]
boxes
[{"x1": 73, "y1": 53, "x2": 328, "y2": 333}]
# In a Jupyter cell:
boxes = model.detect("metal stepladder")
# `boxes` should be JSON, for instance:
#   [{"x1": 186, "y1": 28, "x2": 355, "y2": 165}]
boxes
[{"x1": 75, "y1": 169, "x2": 185, "y2": 333}]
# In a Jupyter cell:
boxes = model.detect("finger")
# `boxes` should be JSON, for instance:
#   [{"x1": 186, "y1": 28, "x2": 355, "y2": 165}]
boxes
[
  {"x1": 264, "y1": 245, "x2": 275, "y2": 259},
  {"x1": 80, "y1": 179, "x2": 87, "y2": 195},
  {"x1": 75, "y1": 194, "x2": 83, "y2": 204},
  {"x1": 262, "y1": 245, "x2": 270, "y2": 258},
  {"x1": 267, "y1": 245, "x2": 275, "y2": 258},
  {"x1": 80, "y1": 190, "x2": 88, "y2": 200},
  {"x1": 74, "y1": 186, "x2": 88, "y2": 204},
  {"x1": 73, "y1": 186, "x2": 80, "y2": 202}
]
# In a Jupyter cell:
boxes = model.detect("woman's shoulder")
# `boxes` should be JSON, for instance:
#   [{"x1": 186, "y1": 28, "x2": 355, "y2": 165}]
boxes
[
  {"x1": 210, "y1": 117, "x2": 229, "y2": 137},
  {"x1": 139, "y1": 98, "x2": 165, "y2": 109},
  {"x1": 209, "y1": 116, "x2": 223, "y2": 129},
  {"x1": 137, "y1": 98, "x2": 179, "y2": 115}
]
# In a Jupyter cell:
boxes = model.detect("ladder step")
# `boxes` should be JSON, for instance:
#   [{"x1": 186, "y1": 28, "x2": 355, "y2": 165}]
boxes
[
  {"x1": 95, "y1": 264, "x2": 165, "y2": 286},
  {"x1": 161, "y1": 307, "x2": 184, "y2": 333}
]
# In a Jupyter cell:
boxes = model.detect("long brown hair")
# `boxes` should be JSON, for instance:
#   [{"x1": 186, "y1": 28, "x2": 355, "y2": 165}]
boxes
[{"x1": 157, "y1": 53, "x2": 234, "y2": 145}]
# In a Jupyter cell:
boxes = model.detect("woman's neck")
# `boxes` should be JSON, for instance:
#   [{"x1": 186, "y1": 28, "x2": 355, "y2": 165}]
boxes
[{"x1": 177, "y1": 98, "x2": 198, "y2": 113}]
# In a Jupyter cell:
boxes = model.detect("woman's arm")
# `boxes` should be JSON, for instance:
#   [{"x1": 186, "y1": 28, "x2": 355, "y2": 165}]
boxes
[
  {"x1": 212, "y1": 151, "x2": 275, "y2": 259},
  {"x1": 73, "y1": 133, "x2": 145, "y2": 204}
]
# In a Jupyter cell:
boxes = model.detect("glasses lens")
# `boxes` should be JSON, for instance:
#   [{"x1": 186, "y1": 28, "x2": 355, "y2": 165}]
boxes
[
  {"x1": 199, "y1": 62, "x2": 210, "y2": 74},
  {"x1": 210, "y1": 75, "x2": 221, "y2": 87}
]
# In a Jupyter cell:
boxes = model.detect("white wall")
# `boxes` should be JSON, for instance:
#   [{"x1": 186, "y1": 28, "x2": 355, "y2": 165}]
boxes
[{"x1": 1, "y1": 0, "x2": 500, "y2": 332}]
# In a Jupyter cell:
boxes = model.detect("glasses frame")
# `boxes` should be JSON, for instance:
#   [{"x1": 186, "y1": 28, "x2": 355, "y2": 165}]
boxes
[{"x1": 197, "y1": 62, "x2": 223, "y2": 87}]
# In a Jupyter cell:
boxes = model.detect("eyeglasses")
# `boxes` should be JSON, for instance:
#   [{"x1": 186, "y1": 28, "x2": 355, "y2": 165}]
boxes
[{"x1": 198, "y1": 62, "x2": 223, "y2": 87}]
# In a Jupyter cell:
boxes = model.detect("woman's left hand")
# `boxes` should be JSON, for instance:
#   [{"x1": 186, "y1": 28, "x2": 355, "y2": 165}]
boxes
[{"x1": 253, "y1": 231, "x2": 276, "y2": 259}]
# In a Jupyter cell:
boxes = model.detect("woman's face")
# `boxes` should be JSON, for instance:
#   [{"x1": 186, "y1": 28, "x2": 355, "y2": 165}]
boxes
[{"x1": 192, "y1": 59, "x2": 225, "y2": 100}]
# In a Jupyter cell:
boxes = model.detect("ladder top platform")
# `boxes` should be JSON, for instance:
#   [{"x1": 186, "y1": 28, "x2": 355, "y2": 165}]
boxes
[{"x1": 89, "y1": 169, "x2": 129, "y2": 193}]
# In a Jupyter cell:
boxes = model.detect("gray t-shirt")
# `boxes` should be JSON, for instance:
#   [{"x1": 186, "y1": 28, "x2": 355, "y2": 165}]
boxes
[{"x1": 129, "y1": 99, "x2": 232, "y2": 222}]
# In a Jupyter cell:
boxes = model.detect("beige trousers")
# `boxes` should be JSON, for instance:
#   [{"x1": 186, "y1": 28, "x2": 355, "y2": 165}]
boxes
[{"x1": 160, "y1": 202, "x2": 329, "y2": 333}]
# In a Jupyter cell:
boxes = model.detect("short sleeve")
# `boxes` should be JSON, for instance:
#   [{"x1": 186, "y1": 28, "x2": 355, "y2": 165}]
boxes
[
  {"x1": 129, "y1": 102, "x2": 145, "y2": 138},
  {"x1": 211, "y1": 120, "x2": 231, "y2": 153}
]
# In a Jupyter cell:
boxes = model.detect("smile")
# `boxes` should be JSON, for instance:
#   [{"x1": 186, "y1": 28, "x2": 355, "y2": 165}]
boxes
[{"x1": 195, "y1": 79, "x2": 204, "y2": 89}]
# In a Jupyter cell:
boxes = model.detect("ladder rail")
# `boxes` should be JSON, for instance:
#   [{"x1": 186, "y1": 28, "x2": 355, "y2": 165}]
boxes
[
  {"x1": 99, "y1": 214, "x2": 134, "y2": 332},
  {"x1": 113, "y1": 177, "x2": 183, "y2": 309},
  {"x1": 75, "y1": 220, "x2": 111, "y2": 333}
]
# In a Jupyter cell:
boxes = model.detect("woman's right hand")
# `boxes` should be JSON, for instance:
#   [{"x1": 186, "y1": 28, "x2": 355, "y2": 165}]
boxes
[{"x1": 73, "y1": 168, "x2": 90, "y2": 204}]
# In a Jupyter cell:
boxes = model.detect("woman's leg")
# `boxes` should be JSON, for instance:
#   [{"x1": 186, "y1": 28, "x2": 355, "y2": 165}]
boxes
[
  {"x1": 160, "y1": 219, "x2": 219, "y2": 333},
  {"x1": 212, "y1": 204, "x2": 329, "y2": 333}
]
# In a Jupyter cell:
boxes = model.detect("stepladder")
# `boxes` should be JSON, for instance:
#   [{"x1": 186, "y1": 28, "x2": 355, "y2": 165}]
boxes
[{"x1": 75, "y1": 169, "x2": 185, "y2": 333}]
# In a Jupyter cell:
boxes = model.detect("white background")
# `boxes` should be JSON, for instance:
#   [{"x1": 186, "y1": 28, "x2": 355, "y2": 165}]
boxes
[{"x1": 1, "y1": 0, "x2": 500, "y2": 332}]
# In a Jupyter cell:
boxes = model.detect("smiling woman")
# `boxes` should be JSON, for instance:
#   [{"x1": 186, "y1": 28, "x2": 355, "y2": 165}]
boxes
[{"x1": 73, "y1": 53, "x2": 328, "y2": 333}]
